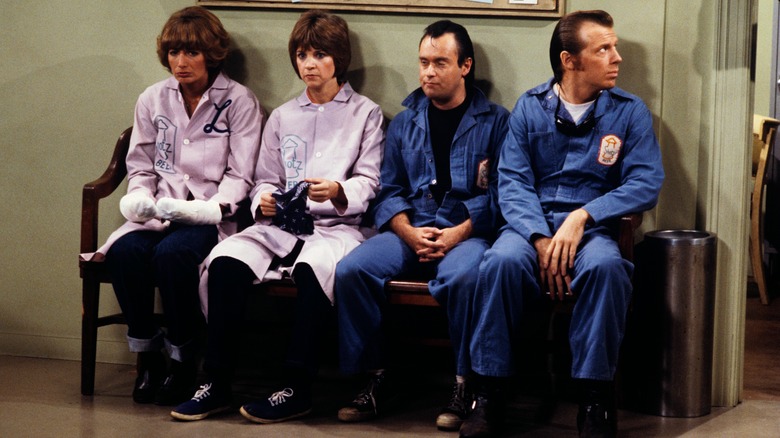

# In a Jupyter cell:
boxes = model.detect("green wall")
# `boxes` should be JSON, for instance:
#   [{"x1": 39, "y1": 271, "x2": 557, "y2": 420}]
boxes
[
  {"x1": 754, "y1": 0, "x2": 775, "y2": 116},
  {"x1": 0, "y1": 0, "x2": 758, "y2": 405}
]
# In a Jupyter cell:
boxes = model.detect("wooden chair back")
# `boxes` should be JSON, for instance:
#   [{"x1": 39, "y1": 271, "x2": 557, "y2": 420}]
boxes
[{"x1": 750, "y1": 125, "x2": 777, "y2": 305}]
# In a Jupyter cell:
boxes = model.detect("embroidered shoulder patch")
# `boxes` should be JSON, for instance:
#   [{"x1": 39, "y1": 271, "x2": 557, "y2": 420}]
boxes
[
  {"x1": 476, "y1": 158, "x2": 490, "y2": 189},
  {"x1": 597, "y1": 134, "x2": 622, "y2": 166}
]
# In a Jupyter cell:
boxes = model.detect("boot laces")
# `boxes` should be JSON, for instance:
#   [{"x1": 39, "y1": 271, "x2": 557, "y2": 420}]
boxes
[{"x1": 445, "y1": 382, "x2": 467, "y2": 413}]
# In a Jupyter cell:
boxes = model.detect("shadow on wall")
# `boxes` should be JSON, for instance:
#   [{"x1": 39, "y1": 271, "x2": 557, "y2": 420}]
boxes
[
  {"x1": 226, "y1": 33, "x2": 302, "y2": 110},
  {"x1": 349, "y1": 30, "x2": 408, "y2": 119},
  {"x1": 617, "y1": 38, "x2": 677, "y2": 233},
  {"x1": 474, "y1": 42, "x2": 500, "y2": 105},
  {"x1": 619, "y1": 40, "x2": 657, "y2": 108},
  {"x1": 224, "y1": 37, "x2": 250, "y2": 85}
]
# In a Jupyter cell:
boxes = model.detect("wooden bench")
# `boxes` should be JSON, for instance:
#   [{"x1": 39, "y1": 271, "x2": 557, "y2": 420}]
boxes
[{"x1": 79, "y1": 127, "x2": 640, "y2": 396}]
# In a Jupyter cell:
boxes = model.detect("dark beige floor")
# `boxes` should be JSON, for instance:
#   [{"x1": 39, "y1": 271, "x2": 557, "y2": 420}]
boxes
[{"x1": 1, "y1": 294, "x2": 779, "y2": 437}]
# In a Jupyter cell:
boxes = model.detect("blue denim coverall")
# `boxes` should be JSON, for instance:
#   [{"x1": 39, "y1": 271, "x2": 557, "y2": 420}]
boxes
[
  {"x1": 337, "y1": 87, "x2": 509, "y2": 376},
  {"x1": 473, "y1": 79, "x2": 664, "y2": 380}
]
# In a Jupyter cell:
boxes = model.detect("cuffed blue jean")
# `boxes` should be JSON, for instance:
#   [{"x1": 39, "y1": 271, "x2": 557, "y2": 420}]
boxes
[{"x1": 105, "y1": 223, "x2": 217, "y2": 362}]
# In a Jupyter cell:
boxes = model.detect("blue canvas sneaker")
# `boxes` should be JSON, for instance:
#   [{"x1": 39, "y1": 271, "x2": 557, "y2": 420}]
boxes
[
  {"x1": 240, "y1": 386, "x2": 313, "y2": 424},
  {"x1": 170, "y1": 382, "x2": 231, "y2": 421}
]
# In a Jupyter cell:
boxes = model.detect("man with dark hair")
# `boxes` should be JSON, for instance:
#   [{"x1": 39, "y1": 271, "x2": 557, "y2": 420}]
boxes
[
  {"x1": 335, "y1": 20, "x2": 509, "y2": 433},
  {"x1": 472, "y1": 9, "x2": 664, "y2": 438}
]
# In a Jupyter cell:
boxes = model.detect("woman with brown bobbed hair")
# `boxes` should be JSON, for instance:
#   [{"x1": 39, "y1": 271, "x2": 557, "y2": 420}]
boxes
[
  {"x1": 171, "y1": 9, "x2": 384, "y2": 424},
  {"x1": 96, "y1": 6, "x2": 264, "y2": 406}
]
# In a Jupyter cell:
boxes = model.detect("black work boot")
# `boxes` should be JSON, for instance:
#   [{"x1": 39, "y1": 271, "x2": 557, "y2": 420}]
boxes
[
  {"x1": 576, "y1": 379, "x2": 617, "y2": 438},
  {"x1": 437, "y1": 378, "x2": 471, "y2": 431},
  {"x1": 459, "y1": 375, "x2": 505, "y2": 438},
  {"x1": 155, "y1": 359, "x2": 198, "y2": 406},
  {"x1": 133, "y1": 351, "x2": 166, "y2": 404},
  {"x1": 337, "y1": 371, "x2": 390, "y2": 422}
]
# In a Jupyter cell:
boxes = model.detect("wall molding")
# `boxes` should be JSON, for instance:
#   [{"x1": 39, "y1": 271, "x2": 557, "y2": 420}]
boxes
[
  {"x1": 0, "y1": 332, "x2": 133, "y2": 365},
  {"x1": 707, "y1": 0, "x2": 755, "y2": 406}
]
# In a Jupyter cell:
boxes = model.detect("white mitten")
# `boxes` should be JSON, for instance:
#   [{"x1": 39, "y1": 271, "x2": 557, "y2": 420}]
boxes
[
  {"x1": 156, "y1": 198, "x2": 223, "y2": 225},
  {"x1": 119, "y1": 192, "x2": 158, "y2": 223}
]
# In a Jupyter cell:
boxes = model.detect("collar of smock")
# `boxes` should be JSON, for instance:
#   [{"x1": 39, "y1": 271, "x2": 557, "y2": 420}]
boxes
[{"x1": 295, "y1": 81, "x2": 354, "y2": 107}]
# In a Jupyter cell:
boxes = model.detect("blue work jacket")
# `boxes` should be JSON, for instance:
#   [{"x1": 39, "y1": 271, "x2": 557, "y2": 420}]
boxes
[
  {"x1": 499, "y1": 78, "x2": 665, "y2": 240},
  {"x1": 373, "y1": 87, "x2": 509, "y2": 237}
]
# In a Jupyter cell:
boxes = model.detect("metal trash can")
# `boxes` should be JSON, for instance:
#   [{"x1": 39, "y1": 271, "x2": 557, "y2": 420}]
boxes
[{"x1": 624, "y1": 230, "x2": 717, "y2": 417}]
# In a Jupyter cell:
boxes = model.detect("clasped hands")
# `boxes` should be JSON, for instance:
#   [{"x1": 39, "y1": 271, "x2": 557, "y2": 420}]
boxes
[
  {"x1": 394, "y1": 216, "x2": 471, "y2": 263},
  {"x1": 535, "y1": 208, "x2": 589, "y2": 301},
  {"x1": 406, "y1": 226, "x2": 461, "y2": 262},
  {"x1": 258, "y1": 178, "x2": 341, "y2": 217},
  {"x1": 119, "y1": 192, "x2": 222, "y2": 225}
]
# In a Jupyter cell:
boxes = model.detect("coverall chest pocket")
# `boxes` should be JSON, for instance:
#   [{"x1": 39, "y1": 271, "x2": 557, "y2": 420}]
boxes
[
  {"x1": 466, "y1": 151, "x2": 489, "y2": 191},
  {"x1": 528, "y1": 131, "x2": 559, "y2": 176},
  {"x1": 400, "y1": 147, "x2": 428, "y2": 192},
  {"x1": 585, "y1": 129, "x2": 625, "y2": 178}
]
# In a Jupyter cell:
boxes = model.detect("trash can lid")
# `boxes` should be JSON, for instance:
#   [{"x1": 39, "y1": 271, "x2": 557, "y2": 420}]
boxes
[{"x1": 645, "y1": 230, "x2": 717, "y2": 246}]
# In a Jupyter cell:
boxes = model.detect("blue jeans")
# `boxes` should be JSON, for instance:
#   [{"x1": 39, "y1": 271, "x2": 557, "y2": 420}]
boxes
[
  {"x1": 336, "y1": 231, "x2": 489, "y2": 376},
  {"x1": 105, "y1": 224, "x2": 217, "y2": 362}
]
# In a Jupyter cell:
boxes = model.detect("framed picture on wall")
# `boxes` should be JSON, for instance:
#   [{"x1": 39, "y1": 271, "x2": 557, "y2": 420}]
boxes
[{"x1": 197, "y1": 0, "x2": 565, "y2": 18}]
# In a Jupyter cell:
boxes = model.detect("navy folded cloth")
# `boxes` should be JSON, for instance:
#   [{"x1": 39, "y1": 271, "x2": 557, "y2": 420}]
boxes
[{"x1": 271, "y1": 181, "x2": 314, "y2": 235}]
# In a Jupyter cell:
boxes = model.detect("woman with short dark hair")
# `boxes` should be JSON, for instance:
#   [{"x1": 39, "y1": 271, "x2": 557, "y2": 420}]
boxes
[{"x1": 171, "y1": 10, "x2": 384, "y2": 424}]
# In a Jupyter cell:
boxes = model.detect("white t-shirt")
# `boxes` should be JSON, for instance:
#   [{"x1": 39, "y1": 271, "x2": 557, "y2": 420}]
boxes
[{"x1": 555, "y1": 83, "x2": 597, "y2": 124}]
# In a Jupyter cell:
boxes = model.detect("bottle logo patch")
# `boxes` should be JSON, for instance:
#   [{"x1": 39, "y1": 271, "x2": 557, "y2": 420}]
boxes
[
  {"x1": 476, "y1": 158, "x2": 490, "y2": 189},
  {"x1": 598, "y1": 134, "x2": 622, "y2": 166}
]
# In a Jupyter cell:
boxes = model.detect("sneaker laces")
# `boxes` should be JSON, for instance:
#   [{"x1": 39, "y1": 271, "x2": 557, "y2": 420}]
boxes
[
  {"x1": 267, "y1": 388, "x2": 295, "y2": 407},
  {"x1": 191, "y1": 383, "x2": 213, "y2": 402}
]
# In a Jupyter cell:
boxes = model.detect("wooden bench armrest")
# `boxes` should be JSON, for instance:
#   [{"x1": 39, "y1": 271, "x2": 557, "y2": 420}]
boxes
[
  {"x1": 80, "y1": 127, "x2": 132, "y2": 254},
  {"x1": 618, "y1": 213, "x2": 644, "y2": 262}
]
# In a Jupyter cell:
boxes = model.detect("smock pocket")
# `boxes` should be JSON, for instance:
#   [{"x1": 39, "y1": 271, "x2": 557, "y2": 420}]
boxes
[{"x1": 203, "y1": 138, "x2": 230, "y2": 182}]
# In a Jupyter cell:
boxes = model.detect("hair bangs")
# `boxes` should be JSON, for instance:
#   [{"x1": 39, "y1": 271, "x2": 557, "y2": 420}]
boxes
[{"x1": 159, "y1": 21, "x2": 205, "y2": 53}]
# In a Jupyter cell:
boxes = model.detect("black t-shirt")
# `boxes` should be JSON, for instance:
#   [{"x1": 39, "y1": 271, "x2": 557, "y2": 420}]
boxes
[{"x1": 427, "y1": 91, "x2": 472, "y2": 205}]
